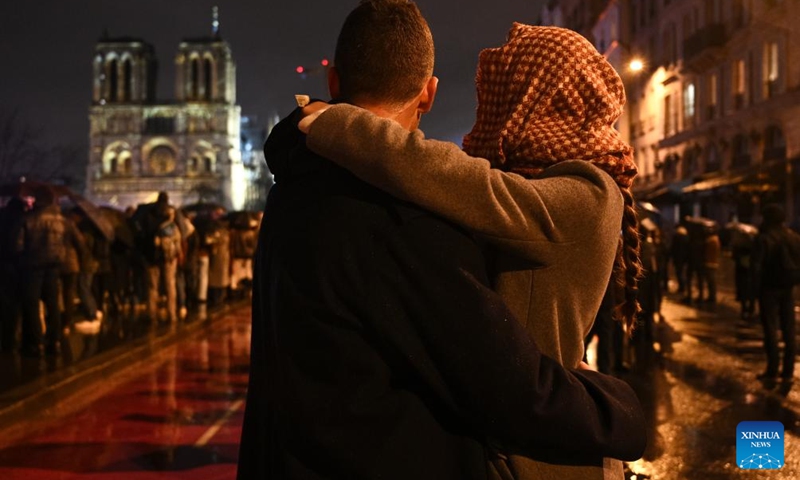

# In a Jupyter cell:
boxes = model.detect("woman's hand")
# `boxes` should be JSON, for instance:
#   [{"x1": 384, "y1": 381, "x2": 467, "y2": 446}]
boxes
[{"x1": 298, "y1": 101, "x2": 331, "y2": 134}]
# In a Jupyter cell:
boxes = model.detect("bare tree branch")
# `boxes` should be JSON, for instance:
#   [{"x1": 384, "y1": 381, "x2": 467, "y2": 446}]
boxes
[{"x1": 0, "y1": 106, "x2": 44, "y2": 183}]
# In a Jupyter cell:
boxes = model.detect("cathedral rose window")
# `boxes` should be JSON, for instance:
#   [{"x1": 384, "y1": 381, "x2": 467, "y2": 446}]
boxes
[{"x1": 149, "y1": 145, "x2": 177, "y2": 174}]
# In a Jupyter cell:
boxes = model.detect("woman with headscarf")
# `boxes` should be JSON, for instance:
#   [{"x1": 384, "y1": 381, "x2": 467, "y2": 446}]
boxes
[{"x1": 298, "y1": 24, "x2": 642, "y2": 479}]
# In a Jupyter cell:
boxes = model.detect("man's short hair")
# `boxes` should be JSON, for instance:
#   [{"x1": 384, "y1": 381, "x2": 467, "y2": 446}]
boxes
[{"x1": 334, "y1": 0, "x2": 434, "y2": 106}]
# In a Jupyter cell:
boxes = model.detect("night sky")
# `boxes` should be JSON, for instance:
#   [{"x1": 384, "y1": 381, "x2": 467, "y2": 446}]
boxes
[{"x1": 0, "y1": 0, "x2": 545, "y2": 153}]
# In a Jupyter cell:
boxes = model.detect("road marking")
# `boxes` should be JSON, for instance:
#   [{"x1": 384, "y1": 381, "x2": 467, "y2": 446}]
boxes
[{"x1": 195, "y1": 399, "x2": 245, "y2": 446}]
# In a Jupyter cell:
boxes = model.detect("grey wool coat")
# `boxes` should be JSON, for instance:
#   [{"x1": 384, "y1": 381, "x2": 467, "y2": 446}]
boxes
[{"x1": 306, "y1": 104, "x2": 627, "y2": 480}]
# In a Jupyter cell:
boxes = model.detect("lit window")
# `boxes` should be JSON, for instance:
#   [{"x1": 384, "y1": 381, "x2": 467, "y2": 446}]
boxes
[
  {"x1": 683, "y1": 83, "x2": 696, "y2": 127},
  {"x1": 733, "y1": 59, "x2": 746, "y2": 108},
  {"x1": 664, "y1": 94, "x2": 678, "y2": 137},
  {"x1": 763, "y1": 41, "x2": 779, "y2": 98}
]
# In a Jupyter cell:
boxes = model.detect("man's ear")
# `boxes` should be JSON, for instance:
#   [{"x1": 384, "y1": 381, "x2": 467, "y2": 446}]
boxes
[
  {"x1": 417, "y1": 76, "x2": 439, "y2": 114},
  {"x1": 327, "y1": 67, "x2": 341, "y2": 99}
]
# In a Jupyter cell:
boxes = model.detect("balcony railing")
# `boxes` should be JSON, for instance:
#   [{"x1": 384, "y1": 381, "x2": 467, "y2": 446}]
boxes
[
  {"x1": 683, "y1": 23, "x2": 727, "y2": 69},
  {"x1": 763, "y1": 146, "x2": 787, "y2": 161}
]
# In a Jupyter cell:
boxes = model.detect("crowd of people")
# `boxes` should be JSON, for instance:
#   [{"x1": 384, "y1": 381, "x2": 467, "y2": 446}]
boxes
[
  {"x1": 586, "y1": 207, "x2": 798, "y2": 385},
  {"x1": 0, "y1": 188, "x2": 260, "y2": 358}
]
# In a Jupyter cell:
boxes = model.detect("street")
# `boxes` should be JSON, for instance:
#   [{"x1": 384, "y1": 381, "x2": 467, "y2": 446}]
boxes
[
  {"x1": 0, "y1": 306, "x2": 250, "y2": 480},
  {"x1": 621, "y1": 282, "x2": 800, "y2": 479},
  {"x1": 1, "y1": 266, "x2": 799, "y2": 479}
]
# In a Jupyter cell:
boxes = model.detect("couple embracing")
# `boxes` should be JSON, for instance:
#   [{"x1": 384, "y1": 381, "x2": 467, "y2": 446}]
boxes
[{"x1": 238, "y1": 1, "x2": 646, "y2": 479}]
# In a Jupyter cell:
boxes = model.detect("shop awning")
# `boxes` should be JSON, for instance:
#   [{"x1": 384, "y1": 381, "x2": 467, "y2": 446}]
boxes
[
  {"x1": 682, "y1": 172, "x2": 748, "y2": 193},
  {"x1": 639, "y1": 179, "x2": 692, "y2": 201}
]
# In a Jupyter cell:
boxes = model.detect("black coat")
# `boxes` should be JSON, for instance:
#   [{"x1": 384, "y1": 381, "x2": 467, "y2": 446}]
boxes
[
  {"x1": 754, "y1": 225, "x2": 798, "y2": 291},
  {"x1": 237, "y1": 109, "x2": 646, "y2": 480}
]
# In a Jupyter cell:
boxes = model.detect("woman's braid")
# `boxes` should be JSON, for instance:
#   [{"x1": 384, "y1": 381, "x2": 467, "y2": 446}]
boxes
[{"x1": 613, "y1": 187, "x2": 643, "y2": 332}]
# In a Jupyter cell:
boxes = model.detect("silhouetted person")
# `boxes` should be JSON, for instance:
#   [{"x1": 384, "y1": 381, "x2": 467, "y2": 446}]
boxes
[
  {"x1": 700, "y1": 225, "x2": 720, "y2": 304},
  {"x1": 206, "y1": 207, "x2": 230, "y2": 308},
  {"x1": 634, "y1": 222, "x2": 659, "y2": 369},
  {"x1": 136, "y1": 192, "x2": 182, "y2": 323},
  {"x1": 730, "y1": 225, "x2": 757, "y2": 318},
  {"x1": 753, "y1": 204, "x2": 797, "y2": 382},
  {"x1": 15, "y1": 187, "x2": 81, "y2": 356},
  {"x1": 0, "y1": 197, "x2": 27, "y2": 352},
  {"x1": 585, "y1": 279, "x2": 623, "y2": 375},
  {"x1": 670, "y1": 224, "x2": 689, "y2": 294}
]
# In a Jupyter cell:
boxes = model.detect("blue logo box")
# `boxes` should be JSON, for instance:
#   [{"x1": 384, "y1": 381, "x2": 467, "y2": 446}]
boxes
[{"x1": 737, "y1": 421, "x2": 784, "y2": 469}]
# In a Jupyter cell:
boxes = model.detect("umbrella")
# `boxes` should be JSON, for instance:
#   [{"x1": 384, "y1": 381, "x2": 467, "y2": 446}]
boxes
[
  {"x1": 636, "y1": 201, "x2": 661, "y2": 216},
  {"x1": 0, "y1": 180, "x2": 72, "y2": 198},
  {"x1": 684, "y1": 216, "x2": 718, "y2": 236},
  {"x1": 182, "y1": 202, "x2": 226, "y2": 218},
  {"x1": 724, "y1": 221, "x2": 758, "y2": 236},
  {"x1": 0, "y1": 180, "x2": 114, "y2": 241},
  {"x1": 639, "y1": 217, "x2": 659, "y2": 233},
  {"x1": 227, "y1": 211, "x2": 259, "y2": 229},
  {"x1": 99, "y1": 206, "x2": 135, "y2": 248},
  {"x1": 68, "y1": 193, "x2": 115, "y2": 241},
  {"x1": 132, "y1": 202, "x2": 195, "y2": 240}
]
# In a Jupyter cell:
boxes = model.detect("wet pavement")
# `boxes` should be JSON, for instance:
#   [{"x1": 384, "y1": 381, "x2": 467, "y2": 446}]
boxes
[
  {"x1": 0, "y1": 303, "x2": 214, "y2": 400},
  {"x1": 1, "y1": 257, "x2": 800, "y2": 479},
  {"x1": 620, "y1": 283, "x2": 800, "y2": 479},
  {"x1": 0, "y1": 305, "x2": 250, "y2": 479}
]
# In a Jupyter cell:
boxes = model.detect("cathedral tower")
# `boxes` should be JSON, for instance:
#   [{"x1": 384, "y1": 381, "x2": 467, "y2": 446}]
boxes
[
  {"x1": 92, "y1": 36, "x2": 157, "y2": 106},
  {"x1": 86, "y1": 8, "x2": 244, "y2": 210}
]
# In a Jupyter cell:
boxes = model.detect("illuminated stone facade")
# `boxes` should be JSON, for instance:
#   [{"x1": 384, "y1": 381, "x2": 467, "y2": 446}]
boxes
[
  {"x1": 86, "y1": 31, "x2": 245, "y2": 210},
  {"x1": 623, "y1": 0, "x2": 800, "y2": 224}
]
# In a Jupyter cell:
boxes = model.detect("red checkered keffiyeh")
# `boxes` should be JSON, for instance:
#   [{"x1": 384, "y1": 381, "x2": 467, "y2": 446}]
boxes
[{"x1": 463, "y1": 24, "x2": 637, "y2": 189}]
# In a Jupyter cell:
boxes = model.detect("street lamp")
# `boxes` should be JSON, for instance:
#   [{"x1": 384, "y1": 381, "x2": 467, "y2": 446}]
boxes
[{"x1": 628, "y1": 58, "x2": 644, "y2": 73}]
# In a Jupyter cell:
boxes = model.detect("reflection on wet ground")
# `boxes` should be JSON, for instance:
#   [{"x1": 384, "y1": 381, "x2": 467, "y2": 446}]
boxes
[
  {"x1": 0, "y1": 304, "x2": 213, "y2": 397},
  {"x1": 624, "y1": 291, "x2": 800, "y2": 479},
  {"x1": 0, "y1": 306, "x2": 250, "y2": 479}
]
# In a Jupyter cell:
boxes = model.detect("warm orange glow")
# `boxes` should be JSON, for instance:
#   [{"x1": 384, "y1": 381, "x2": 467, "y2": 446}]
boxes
[{"x1": 629, "y1": 59, "x2": 644, "y2": 72}]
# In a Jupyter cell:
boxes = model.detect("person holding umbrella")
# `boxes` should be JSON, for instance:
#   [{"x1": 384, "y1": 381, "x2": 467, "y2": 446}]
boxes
[{"x1": 14, "y1": 187, "x2": 82, "y2": 355}]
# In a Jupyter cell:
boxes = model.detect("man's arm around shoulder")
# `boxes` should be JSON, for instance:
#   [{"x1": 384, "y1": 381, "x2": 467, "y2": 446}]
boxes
[{"x1": 375, "y1": 210, "x2": 646, "y2": 461}]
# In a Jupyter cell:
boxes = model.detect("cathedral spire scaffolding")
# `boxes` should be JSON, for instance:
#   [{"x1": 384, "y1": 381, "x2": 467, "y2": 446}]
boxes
[{"x1": 212, "y1": 6, "x2": 220, "y2": 37}]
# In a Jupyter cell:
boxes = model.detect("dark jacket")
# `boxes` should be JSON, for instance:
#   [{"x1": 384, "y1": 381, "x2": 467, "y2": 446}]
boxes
[
  {"x1": 61, "y1": 217, "x2": 88, "y2": 275},
  {"x1": 230, "y1": 226, "x2": 258, "y2": 259},
  {"x1": 15, "y1": 204, "x2": 81, "y2": 269},
  {"x1": 133, "y1": 202, "x2": 181, "y2": 265},
  {"x1": 0, "y1": 200, "x2": 26, "y2": 274},
  {"x1": 237, "y1": 109, "x2": 646, "y2": 480},
  {"x1": 754, "y1": 225, "x2": 796, "y2": 291}
]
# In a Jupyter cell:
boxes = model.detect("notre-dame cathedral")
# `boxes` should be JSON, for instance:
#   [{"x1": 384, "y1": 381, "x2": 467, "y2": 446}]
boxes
[{"x1": 85, "y1": 10, "x2": 262, "y2": 211}]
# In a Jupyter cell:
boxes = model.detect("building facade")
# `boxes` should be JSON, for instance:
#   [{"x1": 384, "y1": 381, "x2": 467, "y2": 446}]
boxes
[
  {"x1": 543, "y1": 0, "x2": 800, "y2": 228},
  {"x1": 86, "y1": 22, "x2": 247, "y2": 210}
]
